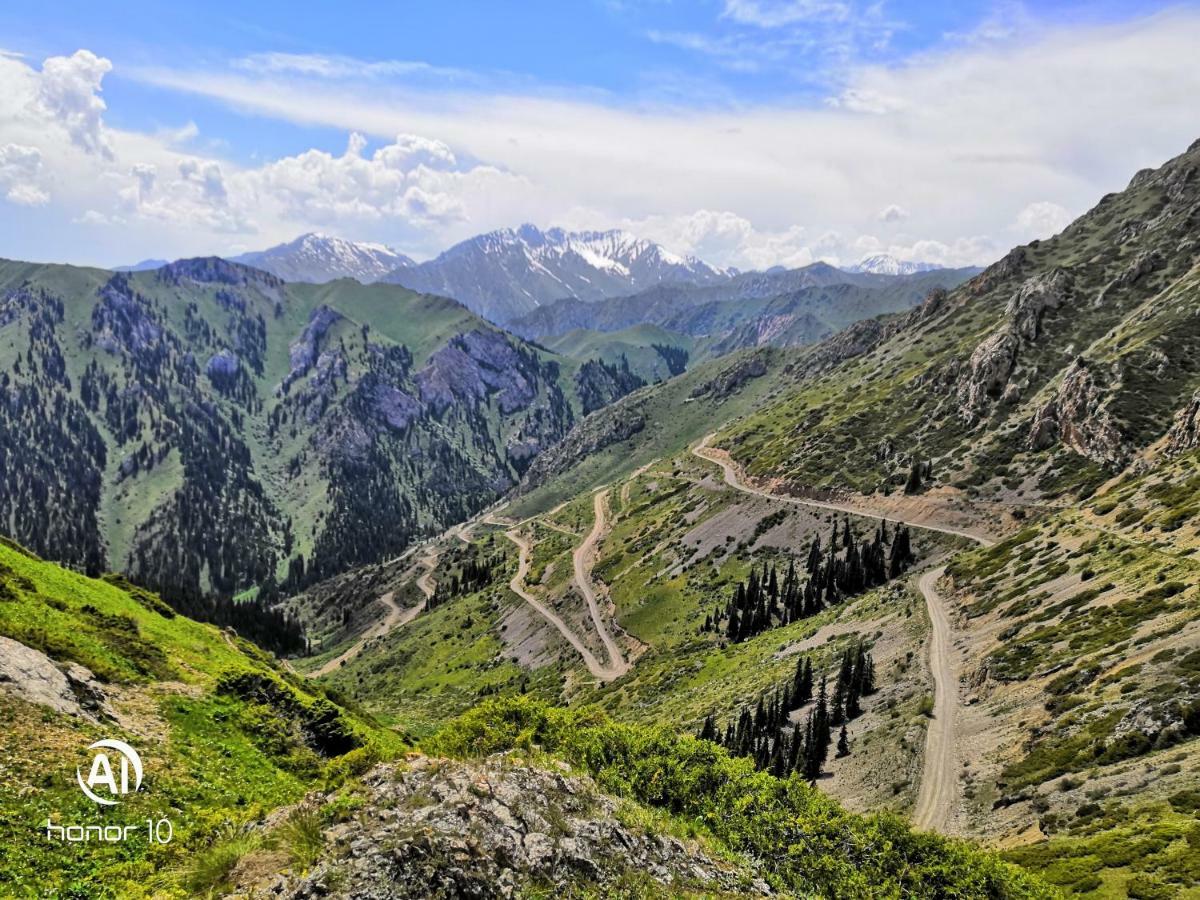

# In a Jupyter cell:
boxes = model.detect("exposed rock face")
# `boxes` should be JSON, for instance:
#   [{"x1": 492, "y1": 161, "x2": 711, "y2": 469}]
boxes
[
  {"x1": 956, "y1": 329, "x2": 1019, "y2": 419},
  {"x1": 1027, "y1": 360, "x2": 1128, "y2": 466},
  {"x1": 956, "y1": 271, "x2": 1072, "y2": 422},
  {"x1": 1164, "y1": 390, "x2": 1200, "y2": 456},
  {"x1": 205, "y1": 349, "x2": 240, "y2": 378},
  {"x1": 417, "y1": 329, "x2": 537, "y2": 416},
  {"x1": 1005, "y1": 269, "x2": 1071, "y2": 341},
  {"x1": 517, "y1": 408, "x2": 646, "y2": 492},
  {"x1": 285, "y1": 305, "x2": 342, "y2": 387},
  {"x1": 92, "y1": 277, "x2": 164, "y2": 355},
  {"x1": 260, "y1": 754, "x2": 769, "y2": 899},
  {"x1": 0, "y1": 636, "x2": 109, "y2": 720},
  {"x1": 691, "y1": 353, "x2": 768, "y2": 400}
]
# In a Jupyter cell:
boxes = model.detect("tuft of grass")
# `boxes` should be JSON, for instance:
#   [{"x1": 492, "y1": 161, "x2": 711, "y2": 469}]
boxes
[
  {"x1": 279, "y1": 806, "x2": 325, "y2": 872},
  {"x1": 184, "y1": 822, "x2": 261, "y2": 897}
]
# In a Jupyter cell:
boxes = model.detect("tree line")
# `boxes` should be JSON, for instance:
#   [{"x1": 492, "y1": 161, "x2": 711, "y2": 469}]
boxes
[
  {"x1": 702, "y1": 519, "x2": 915, "y2": 643},
  {"x1": 698, "y1": 642, "x2": 877, "y2": 781}
]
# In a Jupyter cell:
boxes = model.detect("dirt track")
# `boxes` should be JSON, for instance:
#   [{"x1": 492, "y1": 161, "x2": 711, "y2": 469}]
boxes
[
  {"x1": 912, "y1": 565, "x2": 958, "y2": 830},
  {"x1": 692, "y1": 433, "x2": 996, "y2": 833},
  {"x1": 503, "y1": 529, "x2": 615, "y2": 681},
  {"x1": 311, "y1": 548, "x2": 439, "y2": 678},
  {"x1": 571, "y1": 490, "x2": 630, "y2": 679}
]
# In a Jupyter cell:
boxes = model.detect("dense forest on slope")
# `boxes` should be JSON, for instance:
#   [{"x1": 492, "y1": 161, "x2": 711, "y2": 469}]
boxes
[{"x1": 0, "y1": 258, "x2": 582, "y2": 609}]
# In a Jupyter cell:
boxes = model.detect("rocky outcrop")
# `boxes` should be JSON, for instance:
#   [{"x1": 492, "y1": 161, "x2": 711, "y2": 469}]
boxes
[
  {"x1": 0, "y1": 636, "x2": 110, "y2": 720},
  {"x1": 287, "y1": 306, "x2": 342, "y2": 382},
  {"x1": 1004, "y1": 269, "x2": 1071, "y2": 341},
  {"x1": 517, "y1": 406, "x2": 646, "y2": 493},
  {"x1": 691, "y1": 352, "x2": 768, "y2": 400},
  {"x1": 1027, "y1": 360, "x2": 1129, "y2": 466},
  {"x1": 417, "y1": 330, "x2": 537, "y2": 416},
  {"x1": 91, "y1": 277, "x2": 164, "y2": 355},
  {"x1": 955, "y1": 271, "x2": 1072, "y2": 422},
  {"x1": 205, "y1": 349, "x2": 240, "y2": 378},
  {"x1": 255, "y1": 754, "x2": 770, "y2": 899},
  {"x1": 956, "y1": 329, "x2": 1019, "y2": 418},
  {"x1": 1163, "y1": 389, "x2": 1200, "y2": 456}
]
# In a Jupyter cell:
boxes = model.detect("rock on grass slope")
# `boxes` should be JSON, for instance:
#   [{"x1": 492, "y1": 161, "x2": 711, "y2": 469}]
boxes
[{"x1": 0, "y1": 536, "x2": 403, "y2": 898}]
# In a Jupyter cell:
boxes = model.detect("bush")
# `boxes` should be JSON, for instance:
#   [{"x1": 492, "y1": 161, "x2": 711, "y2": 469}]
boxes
[{"x1": 428, "y1": 697, "x2": 1052, "y2": 899}]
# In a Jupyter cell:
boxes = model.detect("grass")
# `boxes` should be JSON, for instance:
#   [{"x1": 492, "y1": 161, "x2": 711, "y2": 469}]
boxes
[
  {"x1": 427, "y1": 696, "x2": 1053, "y2": 898},
  {"x1": 0, "y1": 540, "x2": 404, "y2": 899}
]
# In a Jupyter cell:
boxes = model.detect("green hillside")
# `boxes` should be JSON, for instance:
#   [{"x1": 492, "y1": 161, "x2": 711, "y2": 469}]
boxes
[
  {"x1": 0, "y1": 539, "x2": 403, "y2": 898},
  {"x1": 0, "y1": 258, "x2": 577, "y2": 614}
]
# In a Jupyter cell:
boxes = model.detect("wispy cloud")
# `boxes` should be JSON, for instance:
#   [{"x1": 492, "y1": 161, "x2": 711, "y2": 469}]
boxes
[
  {"x1": 4, "y1": 7, "x2": 1200, "y2": 271},
  {"x1": 233, "y1": 52, "x2": 475, "y2": 83},
  {"x1": 721, "y1": 0, "x2": 851, "y2": 28}
]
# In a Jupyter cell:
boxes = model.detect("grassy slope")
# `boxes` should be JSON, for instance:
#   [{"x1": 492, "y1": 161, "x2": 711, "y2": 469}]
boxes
[
  {"x1": 543, "y1": 323, "x2": 694, "y2": 383},
  {"x1": 943, "y1": 450, "x2": 1200, "y2": 897},
  {"x1": 0, "y1": 540, "x2": 402, "y2": 898},
  {"x1": 1, "y1": 258, "x2": 582, "y2": 592},
  {"x1": 508, "y1": 348, "x2": 789, "y2": 518},
  {"x1": 428, "y1": 696, "x2": 1052, "y2": 899},
  {"x1": 715, "y1": 145, "x2": 1200, "y2": 501}
]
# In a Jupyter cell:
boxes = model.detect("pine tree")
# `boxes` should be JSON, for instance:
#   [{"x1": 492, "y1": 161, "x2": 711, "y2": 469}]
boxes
[
  {"x1": 769, "y1": 731, "x2": 789, "y2": 777},
  {"x1": 836, "y1": 723, "x2": 850, "y2": 758}
]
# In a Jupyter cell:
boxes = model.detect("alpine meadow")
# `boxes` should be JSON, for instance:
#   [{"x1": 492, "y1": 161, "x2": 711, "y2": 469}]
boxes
[{"x1": 2, "y1": 3, "x2": 1200, "y2": 898}]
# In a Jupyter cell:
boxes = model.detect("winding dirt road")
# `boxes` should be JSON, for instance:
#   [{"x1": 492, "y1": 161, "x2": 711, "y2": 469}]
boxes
[
  {"x1": 503, "y1": 529, "x2": 616, "y2": 681},
  {"x1": 572, "y1": 491, "x2": 630, "y2": 679},
  {"x1": 310, "y1": 548, "x2": 439, "y2": 678},
  {"x1": 691, "y1": 433, "x2": 996, "y2": 832},
  {"x1": 912, "y1": 565, "x2": 958, "y2": 830}
]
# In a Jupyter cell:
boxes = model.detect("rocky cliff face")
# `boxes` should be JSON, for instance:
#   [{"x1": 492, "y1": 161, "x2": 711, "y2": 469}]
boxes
[
  {"x1": 1164, "y1": 390, "x2": 1200, "y2": 456},
  {"x1": 722, "y1": 136, "x2": 1200, "y2": 499},
  {"x1": 237, "y1": 754, "x2": 770, "y2": 899}
]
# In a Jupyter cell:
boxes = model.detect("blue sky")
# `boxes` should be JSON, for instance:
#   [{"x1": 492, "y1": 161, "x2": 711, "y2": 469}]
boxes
[{"x1": 1, "y1": 1, "x2": 1198, "y2": 268}]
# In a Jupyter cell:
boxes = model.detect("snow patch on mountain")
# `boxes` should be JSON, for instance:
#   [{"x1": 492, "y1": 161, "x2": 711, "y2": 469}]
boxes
[
  {"x1": 845, "y1": 254, "x2": 944, "y2": 276},
  {"x1": 232, "y1": 233, "x2": 415, "y2": 284}
]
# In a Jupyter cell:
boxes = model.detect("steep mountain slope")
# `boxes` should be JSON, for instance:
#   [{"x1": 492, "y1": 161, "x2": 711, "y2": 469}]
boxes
[
  {"x1": 0, "y1": 539, "x2": 402, "y2": 899},
  {"x1": 280, "y1": 137, "x2": 1200, "y2": 899},
  {"x1": 718, "y1": 138, "x2": 1200, "y2": 506},
  {"x1": 542, "y1": 323, "x2": 693, "y2": 383},
  {"x1": 231, "y1": 232, "x2": 415, "y2": 283},
  {"x1": 0, "y1": 541, "x2": 1050, "y2": 899},
  {"x1": 0, "y1": 257, "x2": 579, "y2": 608},
  {"x1": 509, "y1": 265, "x2": 977, "y2": 352},
  {"x1": 383, "y1": 224, "x2": 730, "y2": 324}
]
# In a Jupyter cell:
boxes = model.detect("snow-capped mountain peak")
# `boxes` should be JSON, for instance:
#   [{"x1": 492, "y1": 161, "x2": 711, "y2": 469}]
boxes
[
  {"x1": 231, "y1": 233, "x2": 415, "y2": 284},
  {"x1": 385, "y1": 224, "x2": 732, "y2": 324},
  {"x1": 845, "y1": 254, "x2": 943, "y2": 276}
]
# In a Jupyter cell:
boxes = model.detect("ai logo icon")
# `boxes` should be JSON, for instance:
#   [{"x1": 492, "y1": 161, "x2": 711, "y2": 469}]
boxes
[{"x1": 76, "y1": 738, "x2": 143, "y2": 805}]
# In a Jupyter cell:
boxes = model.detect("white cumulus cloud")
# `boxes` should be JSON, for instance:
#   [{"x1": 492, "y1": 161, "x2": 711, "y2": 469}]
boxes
[
  {"x1": 0, "y1": 143, "x2": 49, "y2": 205},
  {"x1": 1012, "y1": 200, "x2": 1072, "y2": 240},
  {"x1": 33, "y1": 50, "x2": 113, "y2": 158}
]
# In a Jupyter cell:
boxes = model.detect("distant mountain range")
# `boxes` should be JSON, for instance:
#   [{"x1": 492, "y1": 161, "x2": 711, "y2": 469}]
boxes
[
  {"x1": 118, "y1": 229, "x2": 961, "y2": 328},
  {"x1": 845, "y1": 253, "x2": 945, "y2": 276},
  {"x1": 381, "y1": 224, "x2": 732, "y2": 324},
  {"x1": 508, "y1": 263, "x2": 979, "y2": 349},
  {"x1": 230, "y1": 232, "x2": 415, "y2": 283}
]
